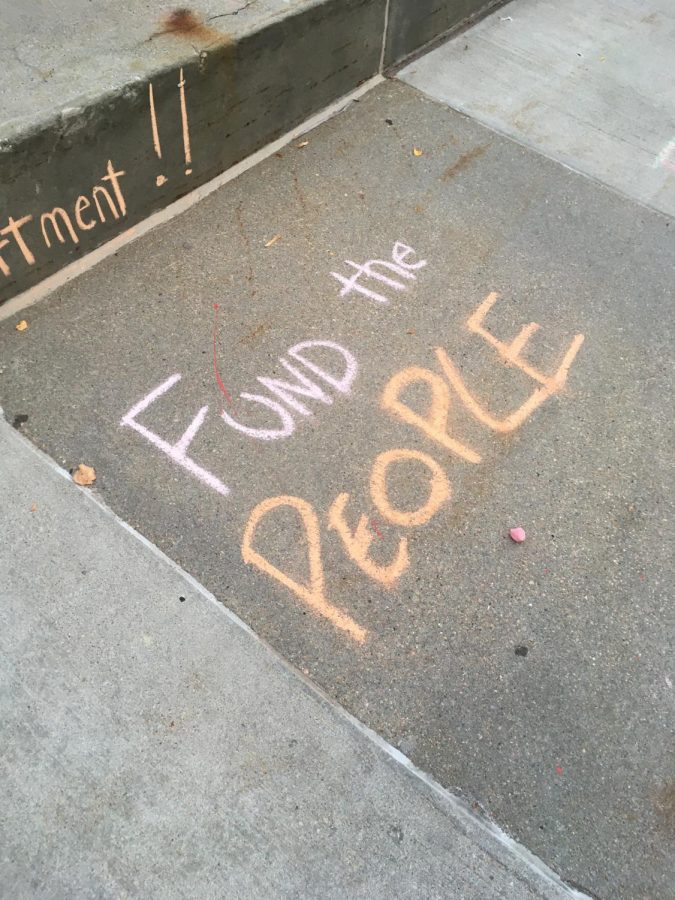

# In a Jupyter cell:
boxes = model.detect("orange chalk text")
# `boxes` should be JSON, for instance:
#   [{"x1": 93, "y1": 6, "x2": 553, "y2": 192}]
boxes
[{"x1": 0, "y1": 160, "x2": 127, "y2": 279}]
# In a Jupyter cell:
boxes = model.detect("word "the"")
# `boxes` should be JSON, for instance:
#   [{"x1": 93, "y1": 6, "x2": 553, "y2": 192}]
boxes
[{"x1": 330, "y1": 241, "x2": 426, "y2": 304}]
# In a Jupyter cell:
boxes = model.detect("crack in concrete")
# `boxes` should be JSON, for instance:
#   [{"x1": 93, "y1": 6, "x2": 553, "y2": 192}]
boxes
[
  {"x1": 11, "y1": 46, "x2": 54, "y2": 82},
  {"x1": 208, "y1": 0, "x2": 259, "y2": 22}
]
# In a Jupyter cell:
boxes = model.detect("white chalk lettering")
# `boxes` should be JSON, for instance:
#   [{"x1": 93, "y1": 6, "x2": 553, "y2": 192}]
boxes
[
  {"x1": 330, "y1": 241, "x2": 426, "y2": 304},
  {"x1": 286, "y1": 340, "x2": 357, "y2": 394},
  {"x1": 221, "y1": 393, "x2": 296, "y2": 441},
  {"x1": 222, "y1": 340, "x2": 358, "y2": 441},
  {"x1": 391, "y1": 241, "x2": 427, "y2": 271},
  {"x1": 258, "y1": 360, "x2": 333, "y2": 416},
  {"x1": 121, "y1": 374, "x2": 230, "y2": 496}
]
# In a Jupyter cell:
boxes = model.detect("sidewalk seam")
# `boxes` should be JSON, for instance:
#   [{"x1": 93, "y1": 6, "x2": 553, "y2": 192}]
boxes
[{"x1": 379, "y1": 0, "x2": 392, "y2": 72}]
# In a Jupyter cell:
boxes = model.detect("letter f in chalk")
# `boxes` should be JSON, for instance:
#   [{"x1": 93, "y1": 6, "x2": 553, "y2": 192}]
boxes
[{"x1": 121, "y1": 374, "x2": 230, "y2": 497}]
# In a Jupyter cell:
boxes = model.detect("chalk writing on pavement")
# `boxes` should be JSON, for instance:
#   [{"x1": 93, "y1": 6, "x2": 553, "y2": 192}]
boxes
[{"x1": 120, "y1": 240, "x2": 584, "y2": 643}]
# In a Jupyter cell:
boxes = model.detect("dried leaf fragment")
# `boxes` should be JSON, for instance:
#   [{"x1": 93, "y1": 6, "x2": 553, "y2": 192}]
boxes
[
  {"x1": 264, "y1": 234, "x2": 282, "y2": 248},
  {"x1": 412, "y1": 147, "x2": 423, "y2": 157},
  {"x1": 73, "y1": 464, "x2": 96, "y2": 487},
  {"x1": 16, "y1": 320, "x2": 28, "y2": 332},
  {"x1": 297, "y1": 140, "x2": 309, "y2": 149},
  {"x1": 30, "y1": 503, "x2": 38, "y2": 513}
]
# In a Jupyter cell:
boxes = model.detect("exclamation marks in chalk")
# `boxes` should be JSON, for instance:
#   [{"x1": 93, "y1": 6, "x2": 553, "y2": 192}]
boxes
[
  {"x1": 178, "y1": 68, "x2": 192, "y2": 176},
  {"x1": 148, "y1": 67, "x2": 193, "y2": 187},
  {"x1": 148, "y1": 83, "x2": 167, "y2": 187}
]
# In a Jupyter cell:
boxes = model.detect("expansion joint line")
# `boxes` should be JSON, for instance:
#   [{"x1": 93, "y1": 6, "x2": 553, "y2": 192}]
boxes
[{"x1": 379, "y1": 0, "x2": 391, "y2": 72}]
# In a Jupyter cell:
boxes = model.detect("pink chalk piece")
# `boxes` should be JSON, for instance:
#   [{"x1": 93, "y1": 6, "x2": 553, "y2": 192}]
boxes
[{"x1": 509, "y1": 526, "x2": 527, "y2": 543}]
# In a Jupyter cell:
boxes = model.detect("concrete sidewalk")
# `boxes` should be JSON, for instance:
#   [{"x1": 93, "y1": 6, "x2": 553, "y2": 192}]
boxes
[
  {"x1": 400, "y1": 0, "x2": 675, "y2": 217},
  {"x1": 0, "y1": 419, "x2": 581, "y2": 898}
]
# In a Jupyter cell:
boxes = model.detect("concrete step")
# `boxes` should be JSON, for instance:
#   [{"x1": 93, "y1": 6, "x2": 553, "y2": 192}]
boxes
[
  {"x1": 0, "y1": 0, "x2": 499, "y2": 308},
  {"x1": 1, "y1": 75, "x2": 672, "y2": 899}
]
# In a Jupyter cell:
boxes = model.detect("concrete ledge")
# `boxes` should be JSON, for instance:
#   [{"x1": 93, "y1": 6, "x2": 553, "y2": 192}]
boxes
[
  {"x1": 0, "y1": 0, "x2": 499, "y2": 306},
  {"x1": 384, "y1": 0, "x2": 502, "y2": 66},
  {"x1": 0, "y1": 0, "x2": 385, "y2": 305}
]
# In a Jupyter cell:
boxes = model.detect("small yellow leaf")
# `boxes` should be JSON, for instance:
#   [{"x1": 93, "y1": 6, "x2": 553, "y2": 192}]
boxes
[
  {"x1": 73, "y1": 464, "x2": 96, "y2": 486},
  {"x1": 16, "y1": 320, "x2": 28, "y2": 332},
  {"x1": 264, "y1": 234, "x2": 282, "y2": 248},
  {"x1": 297, "y1": 140, "x2": 309, "y2": 149},
  {"x1": 413, "y1": 147, "x2": 423, "y2": 157}
]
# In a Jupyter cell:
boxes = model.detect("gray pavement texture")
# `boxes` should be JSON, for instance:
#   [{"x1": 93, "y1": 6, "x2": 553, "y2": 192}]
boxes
[
  {"x1": 0, "y1": 78, "x2": 673, "y2": 899},
  {"x1": 399, "y1": 0, "x2": 675, "y2": 218},
  {"x1": 0, "y1": 420, "x2": 583, "y2": 900}
]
